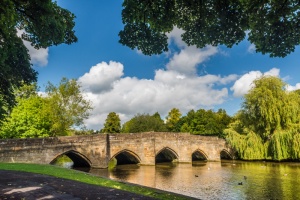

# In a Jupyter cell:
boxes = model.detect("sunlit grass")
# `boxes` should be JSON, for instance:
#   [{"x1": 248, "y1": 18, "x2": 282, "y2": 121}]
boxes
[{"x1": 0, "y1": 163, "x2": 191, "y2": 200}]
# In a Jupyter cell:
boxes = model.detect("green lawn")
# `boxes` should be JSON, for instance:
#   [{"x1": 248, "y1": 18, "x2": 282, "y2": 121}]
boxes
[{"x1": 0, "y1": 163, "x2": 191, "y2": 200}]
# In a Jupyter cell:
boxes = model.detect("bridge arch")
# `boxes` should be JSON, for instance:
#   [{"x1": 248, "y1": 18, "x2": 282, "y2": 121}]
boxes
[
  {"x1": 111, "y1": 149, "x2": 141, "y2": 165},
  {"x1": 50, "y1": 150, "x2": 91, "y2": 168},
  {"x1": 156, "y1": 147, "x2": 179, "y2": 163},
  {"x1": 220, "y1": 149, "x2": 234, "y2": 160},
  {"x1": 192, "y1": 149, "x2": 208, "y2": 161}
]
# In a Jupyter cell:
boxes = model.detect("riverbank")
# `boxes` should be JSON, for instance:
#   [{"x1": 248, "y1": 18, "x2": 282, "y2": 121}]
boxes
[{"x1": 0, "y1": 163, "x2": 195, "y2": 200}]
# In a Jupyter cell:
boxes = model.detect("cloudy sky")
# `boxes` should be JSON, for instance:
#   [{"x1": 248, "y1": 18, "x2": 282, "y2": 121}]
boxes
[{"x1": 27, "y1": 1, "x2": 300, "y2": 130}]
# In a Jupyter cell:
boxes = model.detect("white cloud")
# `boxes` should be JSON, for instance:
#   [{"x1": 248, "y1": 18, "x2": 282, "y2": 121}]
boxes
[
  {"x1": 17, "y1": 29, "x2": 48, "y2": 67},
  {"x1": 166, "y1": 27, "x2": 218, "y2": 76},
  {"x1": 231, "y1": 68, "x2": 280, "y2": 97},
  {"x1": 166, "y1": 46, "x2": 218, "y2": 76},
  {"x1": 78, "y1": 61, "x2": 124, "y2": 94},
  {"x1": 167, "y1": 27, "x2": 186, "y2": 49},
  {"x1": 247, "y1": 44, "x2": 256, "y2": 54},
  {"x1": 264, "y1": 68, "x2": 280, "y2": 77},
  {"x1": 79, "y1": 61, "x2": 237, "y2": 130},
  {"x1": 286, "y1": 83, "x2": 300, "y2": 91}
]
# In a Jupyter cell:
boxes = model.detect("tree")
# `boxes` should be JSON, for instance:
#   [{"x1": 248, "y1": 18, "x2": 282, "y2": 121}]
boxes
[
  {"x1": 0, "y1": 0, "x2": 77, "y2": 118},
  {"x1": 122, "y1": 113, "x2": 166, "y2": 133},
  {"x1": 215, "y1": 109, "x2": 232, "y2": 137},
  {"x1": 119, "y1": 0, "x2": 300, "y2": 57},
  {"x1": 0, "y1": 84, "x2": 51, "y2": 138},
  {"x1": 179, "y1": 108, "x2": 231, "y2": 136},
  {"x1": 241, "y1": 76, "x2": 300, "y2": 141},
  {"x1": 0, "y1": 79, "x2": 91, "y2": 138},
  {"x1": 166, "y1": 108, "x2": 182, "y2": 131},
  {"x1": 45, "y1": 78, "x2": 92, "y2": 136},
  {"x1": 101, "y1": 112, "x2": 121, "y2": 133},
  {"x1": 224, "y1": 76, "x2": 300, "y2": 160}
]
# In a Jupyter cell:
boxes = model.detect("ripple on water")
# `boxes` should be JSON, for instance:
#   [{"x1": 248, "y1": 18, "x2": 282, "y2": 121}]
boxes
[{"x1": 87, "y1": 161, "x2": 300, "y2": 200}]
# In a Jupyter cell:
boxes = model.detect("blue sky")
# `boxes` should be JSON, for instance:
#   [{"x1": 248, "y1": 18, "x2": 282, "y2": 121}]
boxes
[{"x1": 26, "y1": 1, "x2": 300, "y2": 130}]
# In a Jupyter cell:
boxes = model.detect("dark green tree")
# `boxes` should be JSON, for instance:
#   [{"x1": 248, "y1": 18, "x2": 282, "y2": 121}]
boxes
[
  {"x1": 120, "y1": 0, "x2": 299, "y2": 57},
  {"x1": 101, "y1": 112, "x2": 121, "y2": 133},
  {"x1": 179, "y1": 108, "x2": 231, "y2": 136},
  {"x1": 0, "y1": 0, "x2": 77, "y2": 119},
  {"x1": 122, "y1": 113, "x2": 166, "y2": 133}
]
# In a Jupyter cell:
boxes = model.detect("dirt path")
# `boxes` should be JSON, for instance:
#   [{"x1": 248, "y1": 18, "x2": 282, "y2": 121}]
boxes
[{"x1": 0, "y1": 170, "x2": 156, "y2": 200}]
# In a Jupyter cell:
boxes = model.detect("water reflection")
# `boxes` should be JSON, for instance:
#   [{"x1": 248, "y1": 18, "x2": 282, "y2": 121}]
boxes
[
  {"x1": 51, "y1": 155, "x2": 74, "y2": 168},
  {"x1": 89, "y1": 161, "x2": 300, "y2": 199}
]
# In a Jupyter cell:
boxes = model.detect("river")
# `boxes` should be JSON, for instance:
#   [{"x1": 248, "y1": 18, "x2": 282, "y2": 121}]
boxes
[{"x1": 82, "y1": 160, "x2": 300, "y2": 199}]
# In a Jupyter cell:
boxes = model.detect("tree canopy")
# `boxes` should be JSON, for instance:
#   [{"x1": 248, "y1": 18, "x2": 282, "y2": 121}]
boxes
[
  {"x1": 122, "y1": 113, "x2": 167, "y2": 133},
  {"x1": 0, "y1": 0, "x2": 77, "y2": 118},
  {"x1": 0, "y1": 79, "x2": 92, "y2": 138},
  {"x1": 179, "y1": 108, "x2": 231, "y2": 136},
  {"x1": 45, "y1": 78, "x2": 92, "y2": 136},
  {"x1": 225, "y1": 76, "x2": 300, "y2": 160},
  {"x1": 119, "y1": 0, "x2": 300, "y2": 57},
  {"x1": 166, "y1": 108, "x2": 182, "y2": 131},
  {"x1": 101, "y1": 112, "x2": 121, "y2": 133},
  {"x1": 0, "y1": 84, "x2": 51, "y2": 138}
]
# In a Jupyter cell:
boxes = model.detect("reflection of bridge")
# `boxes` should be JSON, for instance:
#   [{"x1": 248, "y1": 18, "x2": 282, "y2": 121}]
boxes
[{"x1": 0, "y1": 132, "x2": 235, "y2": 168}]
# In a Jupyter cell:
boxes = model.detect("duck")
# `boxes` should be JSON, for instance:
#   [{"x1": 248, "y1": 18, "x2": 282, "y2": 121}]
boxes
[{"x1": 238, "y1": 182, "x2": 243, "y2": 185}]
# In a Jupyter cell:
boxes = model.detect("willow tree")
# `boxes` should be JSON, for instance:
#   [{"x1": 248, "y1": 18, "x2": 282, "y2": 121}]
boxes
[{"x1": 225, "y1": 76, "x2": 300, "y2": 160}]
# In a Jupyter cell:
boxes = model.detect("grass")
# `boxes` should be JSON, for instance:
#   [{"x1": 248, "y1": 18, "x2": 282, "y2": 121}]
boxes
[{"x1": 0, "y1": 162, "x2": 191, "y2": 200}]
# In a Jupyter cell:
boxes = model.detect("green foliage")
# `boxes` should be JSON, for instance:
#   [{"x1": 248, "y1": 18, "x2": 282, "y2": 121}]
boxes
[
  {"x1": 0, "y1": 93, "x2": 51, "y2": 139},
  {"x1": 101, "y1": 112, "x2": 121, "y2": 133},
  {"x1": 268, "y1": 130, "x2": 293, "y2": 161},
  {"x1": 225, "y1": 76, "x2": 300, "y2": 161},
  {"x1": 108, "y1": 157, "x2": 118, "y2": 169},
  {"x1": 242, "y1": 76, "x2": 300, "y2": 141},
  {"x1": 224, "y1": 128, "x2": 246, "y2": 158},
  {"x1": 122, "y1": 113, "x2": 167, "y2": 133},
  {"x1": 166, "y1": 108, "x2": 182, "y2": 131},
  {"x1": 0, "y1": 0, "x2": 77, "y2": 116},
  {"x1": 225, "y1": 129, "x2": 265, "y2": 160},
  {"x1": 179, "y1": 109, "x2": 231, "y2": 136},
  {"x1": 0, "y1": 95, "x2": 9, "y2": 124},
  {"x1": 120, "y1": 0, "x2": 299, "y2": 57},
  {"x1": 0, "y1": 79, "x2": 92, "y2": 139},
  {"x1": 291, "y1": 133, "x2": 300, "y2": 160},
  {"x1": 45, "y1": 78, "x2": 92, "y2": 136},
  {"x1": 51, "y1": 155, "x2": 73, "y2": 167},
  {"x1": 242, "y1": 131, "x2": 266, "y2": 160}
]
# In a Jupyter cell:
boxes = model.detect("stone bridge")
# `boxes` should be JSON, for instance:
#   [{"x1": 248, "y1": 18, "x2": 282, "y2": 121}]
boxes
[{"x1": 0, "y1": 132, "x2": 235, "y2": 168}]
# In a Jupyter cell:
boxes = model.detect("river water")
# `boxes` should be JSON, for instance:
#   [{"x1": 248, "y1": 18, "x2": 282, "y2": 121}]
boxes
[{"x1": 84, "y1": 161, "x2": 300, "y2": 199}]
